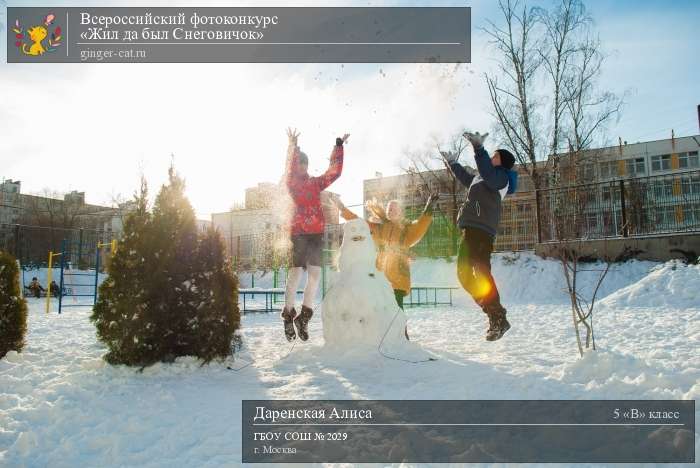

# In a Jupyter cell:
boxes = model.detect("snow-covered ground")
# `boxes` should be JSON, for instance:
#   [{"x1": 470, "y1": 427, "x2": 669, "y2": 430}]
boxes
[{"x1": 1, "y1": 253, "x2": 698, "y2": 467}]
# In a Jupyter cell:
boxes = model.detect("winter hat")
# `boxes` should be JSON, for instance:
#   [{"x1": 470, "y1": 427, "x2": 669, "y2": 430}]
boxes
[
  {"x1": 497, "y1": 149, "x2": 515, "y2": 169},
  {"x1": 297, "y1": 151, "x2": 309, "y2": 165}
]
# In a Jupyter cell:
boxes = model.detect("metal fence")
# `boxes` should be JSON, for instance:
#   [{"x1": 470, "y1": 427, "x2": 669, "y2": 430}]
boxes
[
  {"x1": 5, "y1": 170, "x2": 697, "y2": 271},
  {"x1": 0, "y1": 223, "x2": 117, "y2": 269},
  {"x1": 536, "y1": 170, "x2": 700, "y2": 242},
  {"x1": 227, "y1": 224, "x2": 344, "y2": 271}
]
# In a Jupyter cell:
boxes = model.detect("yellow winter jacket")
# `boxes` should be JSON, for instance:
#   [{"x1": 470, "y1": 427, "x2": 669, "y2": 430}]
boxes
[{"x1": 340, "y1": 206, "x2": 432, "y2": 295}]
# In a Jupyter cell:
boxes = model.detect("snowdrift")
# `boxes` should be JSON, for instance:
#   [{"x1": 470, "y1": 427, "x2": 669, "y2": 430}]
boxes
[{"x1": 599, "y1": 260, "x2": 700, "y2": 309}]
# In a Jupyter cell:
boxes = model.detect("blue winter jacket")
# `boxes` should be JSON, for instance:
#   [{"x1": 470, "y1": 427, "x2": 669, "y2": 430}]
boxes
[{"x1": 448, "y1": 146, "x2": 518, "y2": 237}]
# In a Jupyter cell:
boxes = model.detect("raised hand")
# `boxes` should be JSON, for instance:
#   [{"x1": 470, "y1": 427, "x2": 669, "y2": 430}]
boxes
[
  {"x1": 336, "y1": 133, "x2": 350, "y2": 146},
  {"x1": 463, "y1": 131, "x2": 489, "y2": 147},
  {"x1": 286, "y1": 127, "x2": 300, "y2": 145}
]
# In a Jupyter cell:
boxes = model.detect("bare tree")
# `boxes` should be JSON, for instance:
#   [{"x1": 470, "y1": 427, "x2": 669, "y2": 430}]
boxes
[
  {"x1": 484, "y1": 0, "x2": 622, "y2": 189},
  {"x1": 485, "y1": 0, "x2": 624, "y2": 357},
  {"x1": 484, "y1": 0, "x2": 543, "y2": 187},
  {"x1": 536, "y1": 0, "x2": 590, "y2": 170},
  {"x1": 558, "y1": 243, "x2": 610, "y2": 357},
  {"x1": 545, "y1": 148, "x2": 609, "y2": 356},
  {"x1": 563, "y1": 37, "x2": 624, "y2": 156},
  {"x1": 401, "y1": 131, "x2": 470, "y2": 256}
]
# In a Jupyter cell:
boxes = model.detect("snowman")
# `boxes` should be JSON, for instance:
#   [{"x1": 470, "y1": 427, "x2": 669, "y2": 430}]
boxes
[{"x1": 322, "y1": 218, "x2": 430, "y2": 360}]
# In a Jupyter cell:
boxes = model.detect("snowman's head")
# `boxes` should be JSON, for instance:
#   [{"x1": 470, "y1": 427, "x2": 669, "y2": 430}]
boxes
[{"x1": 339, "y1": 218, "x2": 376, "y2": 272}]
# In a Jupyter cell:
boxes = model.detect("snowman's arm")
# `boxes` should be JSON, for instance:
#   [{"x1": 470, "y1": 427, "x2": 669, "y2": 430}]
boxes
[
  {"x1": 340, "y1": 207, "x2": 381, "y2": 236},
  {"x1": 339, "y1": 205, "x2": 359, "y2": 221},
  {"x1": 404, "y1": 212, "x2": 433, "y2": 247}
]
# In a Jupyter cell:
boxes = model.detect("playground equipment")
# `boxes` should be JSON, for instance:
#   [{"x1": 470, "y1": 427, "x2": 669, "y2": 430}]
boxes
[{"x1": 45, "y1": 238, "x2": 116, "y2": 314}]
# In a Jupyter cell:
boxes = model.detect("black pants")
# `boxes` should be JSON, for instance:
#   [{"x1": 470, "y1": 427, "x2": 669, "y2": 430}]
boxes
[
  {"x1": 394, "y1": 289, "x2": 410, "y2": 340},
  {"x1": 393, "y1": 289, "x2": 405, "y2": 309},
  {"x1": 290, "y1": 233, "x2": 323, "y2": 268},
  {"x1": 457, "y1": 227, "x2": 503, "y2": 313}
]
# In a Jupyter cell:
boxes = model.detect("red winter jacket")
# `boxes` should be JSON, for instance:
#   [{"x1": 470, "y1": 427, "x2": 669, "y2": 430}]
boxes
[{"x1": 284, "y1": 141, "x2": 344, "y2": 235}]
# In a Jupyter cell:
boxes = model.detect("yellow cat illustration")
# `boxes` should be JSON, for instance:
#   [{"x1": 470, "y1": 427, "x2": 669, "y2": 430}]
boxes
[{"x1": 22, "y1": 26, "x2": 48, "y2": 56}]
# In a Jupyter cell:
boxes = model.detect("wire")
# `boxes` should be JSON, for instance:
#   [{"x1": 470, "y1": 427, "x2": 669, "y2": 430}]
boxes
[
  {"x1": 377, "y1": 307, "x2": 438, "y2": 364},
  {"x1": 627, "y1": 118, "x2": 698, "y2": 142},
  {"x1": 226, "y1": 332, "x2": 297, "y2": 371}
]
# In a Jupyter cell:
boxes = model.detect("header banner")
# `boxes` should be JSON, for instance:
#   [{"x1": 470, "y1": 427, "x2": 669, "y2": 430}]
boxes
[{"x1": 7, "y1": 7, "x2": 471, "y2": 63}]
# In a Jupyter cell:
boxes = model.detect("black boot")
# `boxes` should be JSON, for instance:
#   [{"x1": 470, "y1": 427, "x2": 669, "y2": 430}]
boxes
[
  {"x1": 294, "y1": 305, "x2": 313, "y2": 342},
  {"x1": 281, "y1": 307, "x2": 297, "y2": 342},
  {"x1": 484, "y1": 304, "x2": 511, "y2": 342}
]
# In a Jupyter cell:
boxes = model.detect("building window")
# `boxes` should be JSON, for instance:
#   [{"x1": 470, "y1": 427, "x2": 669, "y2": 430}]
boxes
[
  {"x1": 601, "y1": 185, "x2": 621, "y2": 203},
  {"x1": 584, "y1": 164, "x2": 595, "y2": 180},
  {"x1": 516, "y1": 203, "x2": 532, "y2": 214},
  {"x1": 681, "y1": 175, "x2": 700, "y2": 195},
  {"x1": 599, "y1": 161, "x2": 617, "y2": 179},
  {"x1": 655, "y1": 206, "x2": 676, "y2": 228},
  {"x1": 678, "y1": 151, "x2": 700, "y2": 169},
  {"x1": 517, "y1": 222, "x2": 529, "y2": 236},
  {"x1": 518, "y1": 175, "x2": 533, "y2": 192},
  {"x1": 625, "y1": 158, "x2": 646, "y2": 176},
  {"x1": 682, "y1": 205, "x2": 700, "y2": 226},
  {"x1": 585, "y1": 213, "x2": 599, "y2": 232},
  {"x1": 652, "y1": 180, "x2": 674, "y2": 199},
  {"x1": 688, "y1": 206, "x2": 700, "y2": 226},
  {"x1": 651, "y1": 154, "x2": 671, "y2": 172},
  {"x1": 499, "y1": 225, "x2": 513, "y2": 236}
]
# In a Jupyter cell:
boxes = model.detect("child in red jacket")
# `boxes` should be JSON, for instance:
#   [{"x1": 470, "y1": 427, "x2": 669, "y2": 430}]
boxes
[{"x1": 282, "y1": 128, "x2": 349, "y2": 341}]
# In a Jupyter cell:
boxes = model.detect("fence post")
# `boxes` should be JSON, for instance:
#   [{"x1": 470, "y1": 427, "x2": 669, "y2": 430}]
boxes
[
  {"x1": 78, "y1": 228, "x2": 84, "y2": 268},
  {"x1": 535, "y1": 190, "x2": 542, "y2": 244},
  {"x1": 322, "y1": 250, "x2": 328, "y2": 299},
  {"x1": 619, "y1": 179, "x2": 629, "y2": 237},
  {"x1": 236, "y1": 236, "x2": 241, "y2": 267},
  {"x1": 58, "y1": 239, "x2": 66, "y2": 314},
  {"x1": 13, "y1": 223, "x2": 20, "y2": 260},
  {"x1": 94, "y1": 242, "x2": 100, "y2": 305}
]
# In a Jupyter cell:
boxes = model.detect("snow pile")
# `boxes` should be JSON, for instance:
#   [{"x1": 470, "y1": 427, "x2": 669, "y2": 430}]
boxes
[
  {"x1": 600, "y1": 260, "x2": 700, "y2": 309},
  {"x1": 553, "y1": 349, "x2": 694, "y2": 399}
]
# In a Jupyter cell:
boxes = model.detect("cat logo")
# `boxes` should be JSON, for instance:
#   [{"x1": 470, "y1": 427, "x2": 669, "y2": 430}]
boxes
[{"x1": 13, "y1": 14, "x2": 62, "y2": 56}]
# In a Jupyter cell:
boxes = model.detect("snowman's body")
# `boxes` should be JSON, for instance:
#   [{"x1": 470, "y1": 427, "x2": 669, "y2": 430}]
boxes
[{"x1": 322, "y1": 218, "x2": 421, "y2": 357}]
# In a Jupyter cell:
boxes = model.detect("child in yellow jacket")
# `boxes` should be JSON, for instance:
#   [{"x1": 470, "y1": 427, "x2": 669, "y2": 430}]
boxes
[{"x1": 332, "y1": 193, "x2": 439, "y2": 331}]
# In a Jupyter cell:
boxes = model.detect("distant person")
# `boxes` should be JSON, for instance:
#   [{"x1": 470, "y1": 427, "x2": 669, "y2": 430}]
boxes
[
  {"x1": 332, "y1": 194, "x2": 438, "y2": 339},
  {"x1": 443, "y1": 131, "x2": 518, "y2": 341},
  {"x1": 49, "y1": 280, "x2": 60, "y2": 298},
  {"x1": 26, "y1": 277, "x2": 45, "y2": 298},
  {"x1": 282, "y1": 127, "x2": 349, "y2": 342}
]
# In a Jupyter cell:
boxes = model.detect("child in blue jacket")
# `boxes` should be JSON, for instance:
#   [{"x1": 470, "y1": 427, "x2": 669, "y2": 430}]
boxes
[{"x1": 443, "y1": 131, "x2": 518, "y2": 341}]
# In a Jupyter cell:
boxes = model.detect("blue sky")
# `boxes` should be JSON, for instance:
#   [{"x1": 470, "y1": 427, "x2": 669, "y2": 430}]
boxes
[{"x1": 1, "y1": 0, "x2": 698, "y2": 218}]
